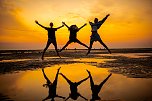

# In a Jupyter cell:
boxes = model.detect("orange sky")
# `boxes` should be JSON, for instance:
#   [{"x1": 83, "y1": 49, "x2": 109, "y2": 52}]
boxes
[{"x1": 0, "y1": 0, "x2": 152, "y2": 49}]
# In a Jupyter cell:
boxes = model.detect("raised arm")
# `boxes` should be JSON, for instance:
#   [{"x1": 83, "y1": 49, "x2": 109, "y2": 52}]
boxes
[
  {"x1": 62, "y1": 22, "x2": 70, "y2": 29},
  {"x1": 99, "y1": 73, "x2": 112, "y2": 88},
  {"x1": 56, "y1": 24, "x2": 64, "y2": 29},
  {"x1": 98, "y1": 14, "x2": 110, "y2": 24},
  {"x1": 60, "y1": 73, "x2": 72, "y2": 84},
  {"x1": 78, "y1": 23, "x2": 87, "y2": 30},
  {"x1": 79, "y1": 93, "x2": 88, "y2": 101},
  {"x1": 77, "y1": 76, "x2": 89, "y2": 85},
  {"x1": 35, "y1": 20, "x2": 47, "y2": 29},
  {"x1": 42, "y1": 68, "x2": 51, "y2": 84}
]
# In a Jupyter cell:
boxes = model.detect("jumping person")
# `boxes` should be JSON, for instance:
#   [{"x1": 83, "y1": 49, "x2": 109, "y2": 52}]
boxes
[
  {"x1": 86, "y1": 14, "x2": 111, "y2": 55},
  {"x1": 60, "y1": 73, "x2": 89, "y2": 100},
  {"x1": 35, "y1": 20, "x2": 64, "y2": 60},
  {"x1": 59, "y1": 22, "x2": 89, "y2": 52},
  {"x1": 86, "y1": 70, "x2": 112, "y2": 101},
  {"x1": 42, "y1": 67, "x2": 65, "y2": 101}
]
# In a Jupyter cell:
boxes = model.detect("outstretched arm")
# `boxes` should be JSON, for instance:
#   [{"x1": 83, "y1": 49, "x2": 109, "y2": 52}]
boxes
[
  {"x1": 78, "y1": 23, "x2": 87, "y2": 31},
  {"x1": 56, "y1": 95, "x2": 66, "y2": 99},
  {"x1": 77, "y1": 76, "x2": 89, "y2": 86},
  {"x1": 99, "y1": 73, "x2": 112, "y2": 88},
  {"x1": 79, "y1": 93, "x2": 88, "y2": 101},
  {"x1": 42, "y1": 68, "x2": 51, "y2": 84},
  {"x1": 98, "y1": 14, "x2": 110, "y2": 24},
  {"x1": 62, "y1": 22, "x2": 70, "y2": 29},
  {"x1": 60, "y1": 73, "x2": 73, "y2": 84},
  {"x1": 56, "y1": 24, "x2": 64, "y2": 29},
  {"x1": 35, "y1": 20, "x2": 47, "y2": 29}
]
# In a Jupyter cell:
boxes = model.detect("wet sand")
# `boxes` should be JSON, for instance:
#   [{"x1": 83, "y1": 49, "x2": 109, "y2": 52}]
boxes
[
  {"x1": 0, "y1": 48, "x2": 152, "y2": 78},
  {"x1": 0, "y1": 48, "x2": 152, "y2": 101}
]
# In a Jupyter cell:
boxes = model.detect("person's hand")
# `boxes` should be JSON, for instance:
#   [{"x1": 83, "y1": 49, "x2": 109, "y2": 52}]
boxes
[
  {"x1": 62, "y1": 22, "x2": 65, "y2": 24},
  {"x1": 107, "y1": 14, "x2": 110, "y2": 16},
  {"x1": 86, "y1": 69, "x2": 90, "y2": 73},
  {"x1": 35, "y1": 20, "x2": 38, "y2": 24},
  {"x1": 58, "y1": 67, "x2": 61, "y2": 70}
]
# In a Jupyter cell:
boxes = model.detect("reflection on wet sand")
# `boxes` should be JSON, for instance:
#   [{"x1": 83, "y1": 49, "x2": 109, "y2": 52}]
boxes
[
  {"x1": 98, "y1": 53, "x2": 151, "y2": 58},
  {"x1": 42, "y1": 67, "x2": 65, "y2": 101},
  {"x1": 87, "y1": 70, "x2": 112, "y2": 101},
  {"x1": 60, "y1": 73, "x2": 89, "y2": 100},
  {"x1": 0, "y1": 63, "x2": 152, "y2": 101}
]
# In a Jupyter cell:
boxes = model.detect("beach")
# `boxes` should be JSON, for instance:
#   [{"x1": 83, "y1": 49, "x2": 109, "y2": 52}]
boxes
[{"x1": 0, "y1": 48, "x2": 152, "y2": 101}]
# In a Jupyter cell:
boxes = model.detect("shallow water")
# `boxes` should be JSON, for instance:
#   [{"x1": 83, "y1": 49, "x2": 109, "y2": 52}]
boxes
[
  {"x1": 98, "y1": 53, "x2": 151, "y2": 58},
  {"x1": 0, "y1": 63, "x2": 151, "y2": 101}
]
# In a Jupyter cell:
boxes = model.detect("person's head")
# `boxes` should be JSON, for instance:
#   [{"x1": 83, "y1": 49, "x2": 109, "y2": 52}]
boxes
[
  {"x1": 94, "y1": 18, "x2": 98, "y2": 23},
  {"x1": 50, "y1": 22, "x2": 53, "y2": 27},
  {"x1": 69, "y1": 25, "x2": 78, "y2": 30}
]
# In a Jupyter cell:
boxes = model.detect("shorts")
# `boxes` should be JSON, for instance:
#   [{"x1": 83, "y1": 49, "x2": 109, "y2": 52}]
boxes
[
  {"x1": 69, "y1": 38, "x2": 78, "y2": 42},
  {"x1": 90, "y1": 33, "x2": 101, "y2": 42},
  {"x1": 48, "y1": 38, "x2": 56, "y2": 43}
]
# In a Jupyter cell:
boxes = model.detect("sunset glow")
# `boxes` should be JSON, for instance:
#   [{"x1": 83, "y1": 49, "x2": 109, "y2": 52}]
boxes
[{"x1": 0, "y1": 0, "x2": 152, "y2": 49}]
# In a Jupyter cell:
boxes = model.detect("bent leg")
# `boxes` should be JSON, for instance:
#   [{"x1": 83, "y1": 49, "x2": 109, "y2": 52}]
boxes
[
  {"x1": 60, "y1": 41, "x2": 71, "y2": 52},
  {"x1": 42, "y1": 40, "x2": 51, "y2": 60},
  {"x1": 52, "y1": 41, "x2": 60, "y2": 58},
  {"x1": 76, "y1": 39, "x2": 89, "y2": 49},
  {"x1": 98, "y1": 39, "x2": 111, "y2": 54},
  {"x1": 86, "y1": 41, "x2": 94, "y2": 55},
  {"x1": 53, "y1": 67, "x2": 61, "y2": 87}
]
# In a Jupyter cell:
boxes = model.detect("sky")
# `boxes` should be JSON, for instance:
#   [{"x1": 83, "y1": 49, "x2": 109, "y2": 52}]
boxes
[{"x1": 0, "y1": 0, "x2": 152, "y2": 50}]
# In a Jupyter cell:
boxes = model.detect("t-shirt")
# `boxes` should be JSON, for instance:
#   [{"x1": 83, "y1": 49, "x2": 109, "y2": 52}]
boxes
[
  {"x1": 69, "y1": 28, "x2": 78, "y2": 40},
  {"x1": 45, "y1": 28, "x2": 57, "y2": 39}
]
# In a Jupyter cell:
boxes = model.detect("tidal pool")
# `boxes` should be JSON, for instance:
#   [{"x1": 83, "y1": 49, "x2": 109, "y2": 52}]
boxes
[{"x1": 0, "y1": 63, "x2": 152, "y2": 101}]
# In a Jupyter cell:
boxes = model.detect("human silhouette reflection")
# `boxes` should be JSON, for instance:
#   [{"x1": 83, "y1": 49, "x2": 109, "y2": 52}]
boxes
[
  {"x1": 60, "y1": 73, "x2": 89, "y2": 101},
  {"x1": 86, "y1": 70, "x2": 112, "y2": 101},
  {"x1": 42, "y1": 67, "x2": 65, "y2": 101}
]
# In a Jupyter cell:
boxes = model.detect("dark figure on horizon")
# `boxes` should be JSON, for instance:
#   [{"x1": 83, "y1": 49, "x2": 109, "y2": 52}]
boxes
[
  {"x1": 59, "y1": 22, "x2": 89, "y2": 52},
  {"x1": 86, "y1": 14, "x2": 111, "y2": 55},
  {"x1": 42, "y1": 67, "x2": 65, "y2": 101},
  {"x1": 60, "y1": 73, "x2": 89, "y2": 101},
  {"x1": 35, "y1": 20, "x2": 64, "y2": 60},
  {"x1": 86, "y1": 70, "x2": 112, "y2": 101}
]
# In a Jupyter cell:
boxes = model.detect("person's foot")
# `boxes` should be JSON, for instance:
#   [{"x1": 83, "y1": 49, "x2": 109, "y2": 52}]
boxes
[
  {"x1": 86, "y1": 52, "x2": 89, "y2": 56},
  {"x1": 41, "y1": 56, "x2": 44, "y2": 60},
  {"x1": 58, "y1": 49, "x2": 62, "y2": 52}
]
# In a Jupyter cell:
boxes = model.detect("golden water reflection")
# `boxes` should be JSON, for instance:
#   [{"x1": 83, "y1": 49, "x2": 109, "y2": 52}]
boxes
[{"x1": 0, "y1": 63, "x2": 152, "y2": 101}]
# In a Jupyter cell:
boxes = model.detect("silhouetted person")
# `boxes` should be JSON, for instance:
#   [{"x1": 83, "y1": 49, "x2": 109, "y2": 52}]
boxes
[
  {"x1": 86, "y1": 14, "x2": 111, "y2": 55},
  {"x1": 35, "y1": 20, "x2": 64, "y2": 60},
  {"x1": 60, "y1": 73, "x2": 89, "y2": 101},
  {"x1": 59, "y1": 22, "x2": 89, "y2": 52},
  {"x1": 86, "y1": 70, "x2": 112, "y2": 101},
  {"x1": 42, "y1": 67, "x2": 65, "y2": 101}
]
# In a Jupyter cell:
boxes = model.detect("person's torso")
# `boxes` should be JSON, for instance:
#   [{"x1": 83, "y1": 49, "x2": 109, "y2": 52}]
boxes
[
  {"x1": 47, "y1": 28, "x2": 57, "y2": 39},
  {"x1": 69, "y1": 29, "x2": 78, "y2": 40}
]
